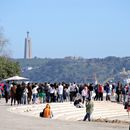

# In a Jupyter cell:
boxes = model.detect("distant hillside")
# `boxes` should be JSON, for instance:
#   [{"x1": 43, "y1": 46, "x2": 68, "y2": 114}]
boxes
[{"x1": 16, "y1": 56, "x2": 130, "y2": 83}]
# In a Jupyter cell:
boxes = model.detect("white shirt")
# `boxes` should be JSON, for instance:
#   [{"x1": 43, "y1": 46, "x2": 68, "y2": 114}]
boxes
[
  {"x1": 58, "y1": 84, "x2": 63, "y2": 95},
  {"x1": 32, "y1": 85, "x2": 38, "y2": 94},
  {"x1": 82, "y1": 89, "x2": 88, "y2": 97},
  {"x1": 50, "y1": 87, "x2": 55, "y2": 94}
]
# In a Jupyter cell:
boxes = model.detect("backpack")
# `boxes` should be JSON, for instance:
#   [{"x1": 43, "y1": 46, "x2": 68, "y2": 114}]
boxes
[
  {"x1": 39, "y1": 108, "x2": 45, "y2": 118},
  {"x1": 39, "y1": 112, "x2": 43, "y2": 117}
]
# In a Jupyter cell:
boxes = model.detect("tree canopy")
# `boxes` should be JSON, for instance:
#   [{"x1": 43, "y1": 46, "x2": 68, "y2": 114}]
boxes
[
  {"x1": 0, "y1": 57, "x2": 20, "y2": 80},
  {"x1": 0, "y1": 27, "x2": 20, "y2": 80}
]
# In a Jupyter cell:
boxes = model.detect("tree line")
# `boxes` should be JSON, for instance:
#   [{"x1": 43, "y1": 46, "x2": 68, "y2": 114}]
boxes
[{"x1": 16, "y1": 56, "x2": 130, "y2": 83}]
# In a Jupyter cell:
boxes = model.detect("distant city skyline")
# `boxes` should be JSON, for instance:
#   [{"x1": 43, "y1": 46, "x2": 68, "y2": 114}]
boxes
[{"x1": 0, "y1": 0, "x2": 130, "y2": 59}]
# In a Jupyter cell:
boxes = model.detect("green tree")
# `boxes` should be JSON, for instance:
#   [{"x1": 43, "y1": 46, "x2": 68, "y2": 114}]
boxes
[
  {"x1": 0, "y1": 55, "x2": 21, "y2": 81},
  {"x1": 0, "y1": 27, "x2": 20, "y2": 80}
]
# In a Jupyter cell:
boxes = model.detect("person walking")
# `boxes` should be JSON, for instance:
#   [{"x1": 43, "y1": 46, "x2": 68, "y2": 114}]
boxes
[{"x1": 83, "y1": 98, "x2": 94, "y2": 121}]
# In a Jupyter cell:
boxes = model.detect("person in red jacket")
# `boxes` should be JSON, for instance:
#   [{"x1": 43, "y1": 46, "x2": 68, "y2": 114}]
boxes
[{"x1": 98, "y1": 84, "x2": 103, "y2": 101}]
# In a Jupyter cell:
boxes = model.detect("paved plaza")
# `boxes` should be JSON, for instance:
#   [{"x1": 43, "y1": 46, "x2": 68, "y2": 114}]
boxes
[{"x1": 0, "y1": 99, "x2": 129, "y2": 130}]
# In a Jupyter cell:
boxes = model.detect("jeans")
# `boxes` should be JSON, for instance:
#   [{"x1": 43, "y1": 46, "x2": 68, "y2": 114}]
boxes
[
  {"x1": 22, "y1": 94, "x2": 27, "y2": 104},
  {"x1": 59, "y1": 94, "x2": 63, "y2": 102},
  {"x1": 83, "y1": 113, "x2": 91, "y2": 121},
  {"x1": 33, "y1": 94, "x2": 37, "y2": 104}
]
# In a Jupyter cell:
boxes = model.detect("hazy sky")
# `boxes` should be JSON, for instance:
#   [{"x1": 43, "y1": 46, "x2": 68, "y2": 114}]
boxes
[{"x1": 0, "y1": 0, "x2": 130, "y2": 59}]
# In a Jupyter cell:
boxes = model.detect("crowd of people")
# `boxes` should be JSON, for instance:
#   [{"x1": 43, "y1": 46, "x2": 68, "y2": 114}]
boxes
[
  {"x1": 0, "y1": 81, "x2": 130, "y2": 106},
  {"x1": 1, "y1": 80, "x2": 130, "y2": 121}
]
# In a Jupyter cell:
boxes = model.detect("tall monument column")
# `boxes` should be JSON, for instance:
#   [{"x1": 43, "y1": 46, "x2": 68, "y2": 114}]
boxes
[{"x1": 24, "y1": 31, "x2": 32, "y2": 59}]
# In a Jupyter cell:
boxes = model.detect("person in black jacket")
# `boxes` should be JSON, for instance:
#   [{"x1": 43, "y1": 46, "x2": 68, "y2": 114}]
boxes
[
  {"x1": 88, "y1": 83, "x2": 93, "y2": 100},
  {"x1": 16, "y1": 84, "x2": 23, "y2": 105}
]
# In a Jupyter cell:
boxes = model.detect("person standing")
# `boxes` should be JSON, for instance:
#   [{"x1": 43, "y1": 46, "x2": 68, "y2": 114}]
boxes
[
  {"x1": 27, "y1": 83, "x2": 32, "y2": 104},
  {"x1": 0, "y1": 84, "x2": 3, "y2": 100},
  {"x1": 32, "y1": 83, "x2": 38, "y2": 104},
  {"x1": 58, "y1": 83, "x2": 63, "y2": 102},
  {"x1": 83, "y1": 98, "x2": 94, "y2": 121},
  {"x1": 116, "y1": 82, "x2": 122, "y2": 103},
  {"x1": 22, "y1": 85, "x2": 28, "y2": 105},
  {"x1": 37, "y1": 84, "x2": 45, "y2": 104},
  {"x1": 94, "y1": 84, "x2": 99, "y2": 101},
  {"x1": 10, "y1": 83, "x2": 17, "y2": 106},
  {"x1": 4, "y1": 81, "x2": 10, "y2": 103},
  {"x1": 105, "y1": 83, "x2": 111, "y2": 101},
  {"x1": 16, "y1": 84, "x2": 23, "y2": 105},
  {"x1": 81, "y1": 85, "x2": 89, "y2": 104},
  {"x1": 49, "y1": 84, "x2": 55, "y2": 102},
  {"x1": 98, "y1": 84, "x2": 104, "y2": 101}
]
